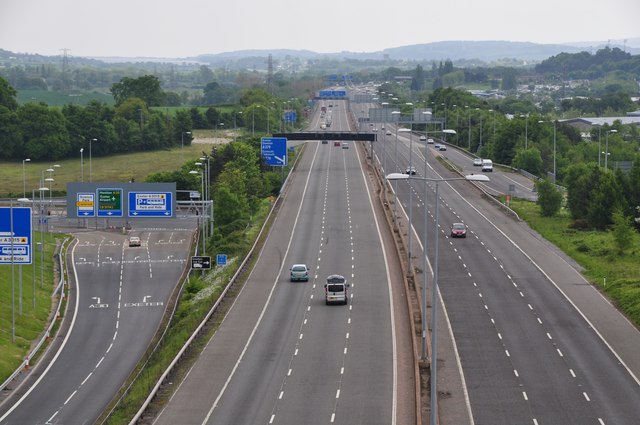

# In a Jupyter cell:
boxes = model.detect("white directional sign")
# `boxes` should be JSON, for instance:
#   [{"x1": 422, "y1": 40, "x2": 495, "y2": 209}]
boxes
[{"x1": 76, "y1": 193, "x2": 95, "y2": 217}]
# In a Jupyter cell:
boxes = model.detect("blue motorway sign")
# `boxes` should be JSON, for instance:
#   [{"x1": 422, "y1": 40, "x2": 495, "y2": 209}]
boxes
[
  {"x1": 216, "y1": 254, "x2": 227, "y2": 266},
  {"x1": 0, "y1": 207, "x2": 32, "y2": 264},
  {"x1": 128, "y1": 192, "x2": 173, "y2": 217},
  {"x1": 261, "y1": 137, "x2": 288, "y2": 166},
  {"x1": 76, "y1": 193, "x2": 95, "y2": 217},
  {"x1": 97, "y1": 188, "x2": 123, "y2": 217},
  {"x1": 319, "y1": 90, "x2": 347, "y2": 97},
  {"x1": 284, "y1": 110, "x2": 297, "y2": 123}
]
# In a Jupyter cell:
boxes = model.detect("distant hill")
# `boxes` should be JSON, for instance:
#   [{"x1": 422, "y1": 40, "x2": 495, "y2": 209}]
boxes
[
  {"x1": 191, "y1": 40, "x2": 640, "y2": 66},
  {"x1": 3, "y1": 39, "x2": 639, "y2": 68}
]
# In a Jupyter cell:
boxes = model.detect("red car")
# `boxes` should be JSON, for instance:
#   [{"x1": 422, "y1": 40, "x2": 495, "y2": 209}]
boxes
[{"x1": 450, "y1": 223, "x2": 467, "y2": 238}]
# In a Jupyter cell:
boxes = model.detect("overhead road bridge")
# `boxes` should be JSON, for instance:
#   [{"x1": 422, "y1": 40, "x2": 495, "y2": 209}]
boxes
[{"x1": 272, "y1": 132, "x2": 376, "y2": 142}]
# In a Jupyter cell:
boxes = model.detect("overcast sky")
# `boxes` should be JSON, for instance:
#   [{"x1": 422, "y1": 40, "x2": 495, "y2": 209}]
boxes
[{"x1": 1, "y1": 0, "x2": 639, "y2": 58}]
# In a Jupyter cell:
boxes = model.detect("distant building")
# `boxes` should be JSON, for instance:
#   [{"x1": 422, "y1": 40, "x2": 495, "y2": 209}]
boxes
[{"x1": 561, "y1": 116, "x2": 640, "y2": 131}]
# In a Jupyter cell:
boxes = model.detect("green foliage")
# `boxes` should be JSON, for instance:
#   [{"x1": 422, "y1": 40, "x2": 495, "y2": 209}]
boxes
[
  {"x1": 512, "y1": 147, "x2": 543, "y2": 176},
  {"x1": 536, "y1": 178, "x2": 563, "y2": 217},
  {"x1": 509, "y1": 198, "x2": 640, "y2": 328},
  {"x1": 17, "y1": 103, "x2": 70, "y2": 160},
  {"x1": 0, "y1": 76, "x2": 18, "y2": 110},
  {"x1": 611, "y1": 209, "x2": 634, "y2": 254},
  {"x1": 111, "y1": 75, "x2": 165, "y2": 106}
]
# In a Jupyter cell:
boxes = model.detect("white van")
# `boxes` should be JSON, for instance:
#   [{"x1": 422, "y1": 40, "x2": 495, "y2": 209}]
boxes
[
  {"x1": 481, "y1": 159, "x2": 493, "y2": 172},
  {"x1": 324, "y1": 275, "x2": 350, "y2": 305}
]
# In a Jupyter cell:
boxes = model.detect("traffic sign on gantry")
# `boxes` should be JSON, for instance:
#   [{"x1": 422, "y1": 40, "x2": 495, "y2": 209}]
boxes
[
  {"x1": 128, "y1": 192, "x2": 173, "y2": 217},
  {"x1": 97, "y1": 188, "x2": 123, "y2": 217}
]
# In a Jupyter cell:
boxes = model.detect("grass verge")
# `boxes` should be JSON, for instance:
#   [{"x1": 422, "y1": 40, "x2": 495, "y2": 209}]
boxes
[
  {"x1": 0, "y1": 232, "x2": 62, "y2": 385},
  {"x1": 509, "y1": 199, "x2": 640, "y2": 326}
]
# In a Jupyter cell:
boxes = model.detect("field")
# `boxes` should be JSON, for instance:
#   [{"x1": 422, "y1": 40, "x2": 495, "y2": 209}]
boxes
[
  {"x1": 0, "y1": 143, "x2": 216, "y2": 198},
  {"x1": 17, "y1": 89, "x2": 114, "y2": 107}
]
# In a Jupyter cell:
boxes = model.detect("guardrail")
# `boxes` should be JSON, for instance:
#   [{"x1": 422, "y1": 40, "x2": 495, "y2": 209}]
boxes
[
  {"x1": 0, "y1": 236, "x2": 70, "y2": 393},
  {"x1": 127, "y1": 145, "x2": 306, "y2": 424}
]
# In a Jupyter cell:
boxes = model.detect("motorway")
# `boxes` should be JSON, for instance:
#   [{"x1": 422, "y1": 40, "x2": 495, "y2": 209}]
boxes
[
  {"x1": 150, "y1": 100, "x2": 415, "y2": 424},
  {"x1": 375, "y1": 112, "x2": 640, "y2": 424},
  {"x1": 0, "y1": 223, "x2": 194, "y2": 424}
]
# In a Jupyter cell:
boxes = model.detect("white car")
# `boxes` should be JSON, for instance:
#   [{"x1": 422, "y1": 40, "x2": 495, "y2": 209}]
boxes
[
  {"x1": 128, "y1": 236, "x2": 141, "y2": 247},
  {"x1": 405, "y1": 166, "x2": 417, "y2": 175},
  {"x1": 290, "y1": 264, "x2": 309, "y2": 282},
  {"x1": 473, "y1": 158, "x2": 483, "y2": 166},
  {"x1": 419, "y1": 135, "x2": 427, "y2": 141},
  {"x1": 386, "y1": 131, "x2": 392, "y2": 136},
  {"x1": 427, "y1": 138, "x2": 435, "y2": 144}
]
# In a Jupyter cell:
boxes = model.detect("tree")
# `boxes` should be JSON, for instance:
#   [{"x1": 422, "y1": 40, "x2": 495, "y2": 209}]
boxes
[
  {"x1": 512, "y1": 148, "x2": 544, "y2": 176},
  {"x1": 0, "y1": 76, "x2": 18, "y2": 111},
  {"x1": 17, "y1": 103, "x2": 70, "y2": 160},
  {"x1": 0, "y1": 106, "x2": 21, "y2": 159},
  {"x1": 410, "y1": 65, "x2": 424, "y2": 91},
  {"x1": 535, "y1": 178, "x2": 563, "y2": 217},
  {"x1": 111, "y1": 75, "x2": 165, "y2": 106},
  {"x1": 611, "y1": 209, "x2": 633, "y2": 254},
  {"x1": 587, "y1": 172, "x2": 624, "y2": 229},
  {"x1": 501, "y1": 68, "x2": 517, "y2": 91}
]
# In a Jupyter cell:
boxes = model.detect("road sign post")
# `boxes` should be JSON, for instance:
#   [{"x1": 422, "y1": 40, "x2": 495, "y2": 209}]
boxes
[
  {"x1": 0, "y1": 207, "x2": 32, "y2": 265},
  {"x1": 261, "y1": 137, "x2": 288, "y2": 167},
  {"x1": 191, "y1": 256, "x2": 211, "y2": 270}
]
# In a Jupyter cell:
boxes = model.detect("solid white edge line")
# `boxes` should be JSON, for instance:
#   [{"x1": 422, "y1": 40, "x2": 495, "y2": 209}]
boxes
[
  {"x1": 200, "y1": 141, "x2": 322, "y2": 425},
  {"x1": 356, "y1": 143, "x2": 398, "y2": 425},
  {"x1": 0, "y1": 238, "x2": 82, "y2": 421}
]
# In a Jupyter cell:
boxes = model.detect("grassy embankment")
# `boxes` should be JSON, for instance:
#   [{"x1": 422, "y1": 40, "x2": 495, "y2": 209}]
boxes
[
  {"x1": 509, "y1": 199, "x2": 640, "y2": 326},
  {"x1": 0, "y1": 134, "x2": 217, "y2": 198},
  {"x1": 0, "y1": 136, "x2": 217, "y2": 384},
  {"x1": 0, "y1": 231, "x2": 61, "y2": 383}
]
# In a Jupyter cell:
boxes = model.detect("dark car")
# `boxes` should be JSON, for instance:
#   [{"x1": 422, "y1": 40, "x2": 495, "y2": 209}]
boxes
[
  {"x1": 322, "y1": 140, "x2": 328, "y2": 144},
  {"x1": 450, "y1": 223, "x2": 467, "y2": 238},
  {"x1": 334, "y1": 141, "x2": 341, "y2": 147}
]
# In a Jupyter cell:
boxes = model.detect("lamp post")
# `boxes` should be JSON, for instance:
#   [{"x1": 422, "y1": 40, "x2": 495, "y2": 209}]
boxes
[
  {"x1": 22, "y1": 158, "x2": 31, "y2": 198},
  {"x1": 466, "y1": 106, "x2": 471, "y2": 150},
  {"x1": 520, "y1": 114, "x2": 529, "y2": 149},
  {"x1": 252, "y1": 105, "x2": 261, "y2": 137},
  {"x1": 189, "y1": 169, "x2": 205, "y2": 256},
  {"x1": 391, "y1": 110, "x2": 401, "y2": 223},
  {"x1": 234, "y1": 111, "x2": 243, "y2": 142},
  {"x1": 89, "y1": 138, "x2": 97, "y2": 182},
  {"x1": 181, "y1": 131, "x2": 191, "y2": 163},
  {"x1": 476, "y1": 108, "x2": 483, "y2": 151},
  {"x1": 398, "y1": 128, "x2": 413, "y2": 271},
  {"x1": 79, "y1": 149, "x2": 84, "y2": 182},
  {"x1": 538, "y1": 120, "x2": 557, "y2": 183},
  {"x1": 605, "y1": 129, "x2": 617, "y2": 170},
  {"x1": 386, "y1": 172, "x2": 490, "y2": 425}
]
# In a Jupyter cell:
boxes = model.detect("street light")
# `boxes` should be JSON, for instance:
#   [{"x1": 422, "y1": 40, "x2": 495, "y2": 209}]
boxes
[
  {"x1": 181, "y1": 131, "x2": 191, "y2": 163},
  {"x1": 605, "y1": 129, "x2": 617, "y2": 170},
  {"x1": 475, "y1": 108, "x2": 483, "y2": 151},
  {"x1": 22, "y1": 158, "x2": 31, "y2": 198},
  {"x1": 538, "y1": 120, "x2": 557, "y2": 183},
  {"x1": 189, "y1": 169, "x2": 206, "y2": 255},
  {"x1": 386, "y1": 172, "x2": 489, "y2": 425},
  {"x1": 391, "y1": 110, "x2": 401, "y2": 221},
  {"x1": 234, "y1": 111, "x2": 243, "y2": 142},
  {"x1": 520, "y1": 114, "x2": 529, "y2": 149},
  {"x1": 89, "y1": 138, "x2": 97, "y2": 182},
  {"x1": 252, "y1": 105, "x2": 261, "y2": 137},
  {"x1": 79, "y1": 149, "x2": 84, "y2": 182}
]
